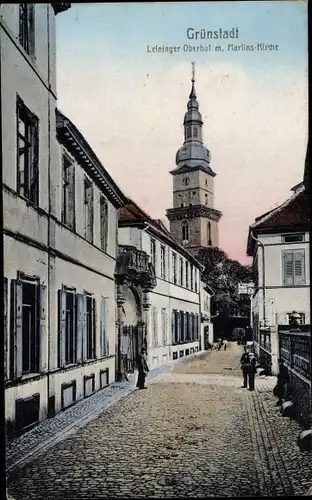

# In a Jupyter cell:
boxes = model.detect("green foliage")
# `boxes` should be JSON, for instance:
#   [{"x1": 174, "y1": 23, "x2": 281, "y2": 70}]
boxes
[{"x1": 197, "y1": 247, "x2": 253, "y2": 317}]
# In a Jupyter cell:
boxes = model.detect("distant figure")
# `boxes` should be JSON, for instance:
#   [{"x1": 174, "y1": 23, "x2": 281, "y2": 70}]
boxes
[
  {"x1": 240, "y1": 347, "x2": 250, "y2": 388},
  {"x1": 217, "y1": 337, "x2": 222, "y2": 351},
  {"x1": 223, "y1": 339, "x2": 228, "y2": 351},
  {"x1": 274, "y1": 359, "x2": 290, "y2": 406},
  {"x1": 248, "y1": 355, "x2": 257, "y2": 391},
  {"x1": 136, "y1": 348, "x2": 149, "y2": 390}
]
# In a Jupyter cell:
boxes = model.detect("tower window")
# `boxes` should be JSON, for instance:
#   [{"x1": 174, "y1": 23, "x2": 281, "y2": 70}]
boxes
[
  {"x1": 186, "y1": 127, "x2": 191, "y2": 139},
  {"x1": 208, "y1": 222, "x2": 212, "y2": 246},
  {"x1": 192, "y1": 191, "x2": 196, "y2": 195},
  {"x1": 182, "y1": 221, "x2": 189, "y2": 241},
  {"x1": 182, "y1": 177, "x2": 190, "y2": 186},
  {"x1": 193, "y1": 127, "x2": 198, "y2": 138},
  {"x1": 205, "y1": 179, "x2": 208, "y2": 185}
]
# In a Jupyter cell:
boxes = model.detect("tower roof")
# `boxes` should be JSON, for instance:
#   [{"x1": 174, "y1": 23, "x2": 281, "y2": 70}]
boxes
[{"x1": 173, "y1": 63, "x2": 215, "y2": 175}]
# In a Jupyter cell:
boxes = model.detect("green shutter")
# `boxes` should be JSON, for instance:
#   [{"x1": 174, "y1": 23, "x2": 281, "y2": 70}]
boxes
[
  {"x1": 294, "y1": 250, "x2": 305, "y2": 285},
  {"x1": 39, "y1": 285, "x2": 47, "y2": 372},
  {"x1": 76, "y1": 293, "x2": 84, "y2": 363},
  {"x1": 58, "y1": 289, "x2": 66, "y2": 367},
  {"x1": 282, "y1": 251, "x2": 294, "y2": 286}
]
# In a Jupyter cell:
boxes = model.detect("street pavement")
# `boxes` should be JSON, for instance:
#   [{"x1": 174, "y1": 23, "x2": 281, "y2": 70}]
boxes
[{"x1": 7, "y1": 343, "x2": 312, "y2": 498}]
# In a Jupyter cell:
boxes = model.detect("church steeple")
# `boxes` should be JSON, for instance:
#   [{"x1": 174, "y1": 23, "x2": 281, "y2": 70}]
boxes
[
  {"x1": 175, "y1": 62, "x2": 214, "y2": 174},
  {"x1": 166, "y1": 63, "x2": 222, "y2": 257}
]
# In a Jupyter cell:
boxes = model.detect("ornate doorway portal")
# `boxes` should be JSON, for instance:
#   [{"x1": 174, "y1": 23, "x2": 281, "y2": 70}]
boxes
[{"x1": 121, "y1": 285, "x2": 141, "y2": 374}]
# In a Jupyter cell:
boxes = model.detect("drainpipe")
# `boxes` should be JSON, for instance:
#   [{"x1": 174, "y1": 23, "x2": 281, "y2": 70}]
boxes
[{"x1": 250, "y1": 231, "x2": 266, "y2": 334}]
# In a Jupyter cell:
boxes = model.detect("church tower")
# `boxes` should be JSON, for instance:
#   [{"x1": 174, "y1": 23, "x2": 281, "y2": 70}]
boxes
[{"x1": 166, "y1": 63, "x2": 222, "y2": 257}]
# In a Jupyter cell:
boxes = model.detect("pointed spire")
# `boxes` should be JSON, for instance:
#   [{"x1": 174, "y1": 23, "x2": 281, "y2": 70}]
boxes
[{"x1": 189, "y1": 61, "x2": 197, "y2": 99}]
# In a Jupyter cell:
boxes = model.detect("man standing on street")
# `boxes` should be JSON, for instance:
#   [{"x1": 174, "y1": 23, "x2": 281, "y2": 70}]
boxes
[
  {"x1": 248, "y1": 355, "x2": 257, "y2": 391},
  {"x1": 136, "y1": 348, "x2": 149, "y2": 390},
  {"x1": 274, "y1": 359, "x2": 290, "y2": 405},
  {"x1": 240, "y1": 347, "x2": 250, "y2": 388}
]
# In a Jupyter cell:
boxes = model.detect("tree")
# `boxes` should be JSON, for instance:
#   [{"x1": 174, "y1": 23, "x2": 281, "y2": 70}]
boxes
[{"x1": 197, "y1": 247, "x2": 253, "y2": 318}]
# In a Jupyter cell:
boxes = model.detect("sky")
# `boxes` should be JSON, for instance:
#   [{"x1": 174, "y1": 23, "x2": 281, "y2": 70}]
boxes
[{"x1": 55, "y1": 1, "x2": 308, "y2": 265}]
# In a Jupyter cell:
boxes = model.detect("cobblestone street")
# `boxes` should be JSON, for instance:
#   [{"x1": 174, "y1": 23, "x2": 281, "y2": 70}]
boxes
[{"x1": 7, "y1": 343, "x2": 312, "y2": 498}]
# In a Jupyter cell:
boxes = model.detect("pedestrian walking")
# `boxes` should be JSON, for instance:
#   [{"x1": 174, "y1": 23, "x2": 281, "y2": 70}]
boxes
[
  {"x1": 240, "y1": 347, "x2": 250, "y2": 388},
  {"x1": 248, "y1": 355, "x2": 257, "y2": 391},
  {"x1": 223, "y1": 339, "x2": 228, "y2": 351},
  {"x1": 136, "y1": 348, "x2": 149, "y2": 390},
  {"x1": 274, "y1": 359, "x2": 289, "y2": 406}
]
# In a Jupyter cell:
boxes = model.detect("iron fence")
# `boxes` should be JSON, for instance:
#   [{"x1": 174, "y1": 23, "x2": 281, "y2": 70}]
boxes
[{"x1": 278, "y1": 327, "x2": 311, "y2": 427}]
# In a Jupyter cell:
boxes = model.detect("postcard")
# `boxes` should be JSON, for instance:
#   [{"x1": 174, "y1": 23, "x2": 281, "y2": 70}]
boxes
[{"x1": 2, "y1": 2, "x2": 310, "y2": 498}]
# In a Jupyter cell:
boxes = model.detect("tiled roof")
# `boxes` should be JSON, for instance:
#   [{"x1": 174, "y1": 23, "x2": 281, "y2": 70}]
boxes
[
  {"x1": 119, "y1": 198, "x2": 203, "y2": 269},
  {"x1": 250, "y1": 185, "x2": 309, "y2": 231}
]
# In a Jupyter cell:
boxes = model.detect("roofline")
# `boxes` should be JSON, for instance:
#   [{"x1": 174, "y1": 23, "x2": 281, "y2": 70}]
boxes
[
  {"x1": 118, "y1": 218, "x2": 204, "y2": 270},
  {"x1": 170, "y1": 164, "x2": 216, "y2": 177},
  {"x1": 56, "y1": 109, "x2": 127, "y2": 208}
]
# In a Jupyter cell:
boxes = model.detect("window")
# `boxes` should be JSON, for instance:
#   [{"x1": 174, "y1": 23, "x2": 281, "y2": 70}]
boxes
[
  {"x1": 182, "y1": 177, "x2": 190, "y2": 186},
  {"x1": 17, "y1": 97, "x2": 39, "y2": 204},
  {"x1": 194, "y1": 270, "x2": 198, "y2": 293},
  {"x1": 205, "y1": 179, "x2": 208, "y2": 185},
  {"x1": 172, "y1": 253, "x2": 177, "y2": 284},
  {"x1": 172, "y1": 309, "x2": 178, "y2": 345},
  {"x1": 86, "y1": 295, "x2": 96, "y2": 359},
  {"x1": 160, "y1": 246, "x2": 166, "y2": 279},
  {"x1": 58, "y1": 288, "x2": 76, "y2": 365},
  {"x1": 100, "y1": 297, "x2": 109, "y2": 356},
  {"x1": 152, "y1": 306, "x2": 158, "y2": 346},
  {"x1": 182, "y1": 221, "x2": 189, "y2": 241},
  {"x1": 190, "y1": 264, "x2": 194, "y2": 290},
  {"x1": 61, "y1": 154, "x2": 75, "y2": 230},
  {"x1": 100, "y1": 196, "x2": 108, "y2": 252},
  {"x1": 186, "y1": 126, "x2": 191, "y2": 139},
  {"x1": 4, "y1": 278, "x2": 8, "y2": 381},
  {"x1": 282, "y1": 234, "x2": 304, "y2": 243},
  {"x1": 180, "y1": 258, "x2": 184, "y2": 287},
  {"x1": 185, "y1": 262, "x2": 189, "y2": 288},
  {"x1": 208, "y1": 221, "x2": 212, "y2": 246},
  {"x1": 193, "y1": 126, "x2": 198, "y2": 138},
  {"x1": 205, "y1": 193, "x2": 208, "y2": 205},
  {"x1": 161, "y1": 308, "x2": 167, "y2": 346},
  {"x1": 180, "y1": 311, "x2": 185, "y2": 344},
  {"x1": 10, "y1": 277, "x2": 45, "y2": 378},
  {"x1": 150, "y1": 238, "x2": 156, "y2": 268},
  {"x1": 282, "y1": 250, "x2": 305, "y2": 286},
  {"x1": 286, "y1": 312, "x2": 305, "y2": 325},
  {"x1": 84, "y1": 178, "x2": 94, "y2": 242},
  {"x1": 19, "y1": 4, "x2": 35, "y2": 56}
]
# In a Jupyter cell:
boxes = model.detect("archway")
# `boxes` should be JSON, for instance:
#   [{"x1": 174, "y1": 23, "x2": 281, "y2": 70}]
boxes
[{"x1": 121, "y1": 285, "x2": 143, "y2": 373}]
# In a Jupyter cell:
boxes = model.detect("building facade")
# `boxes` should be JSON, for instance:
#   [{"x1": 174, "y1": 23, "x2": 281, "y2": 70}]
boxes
[
  {"x1": 166, "y1": 65, "x2": 222, "y2": 257},
  {"x1": 2, "y1": 3, "x2": 126, "y2": 437},
  {"x1": 118, "y1": 199, "x2": 204, "y2": 371},
  {"x1": 246, "y1": 163, "x2": 310, "y2": 374}
]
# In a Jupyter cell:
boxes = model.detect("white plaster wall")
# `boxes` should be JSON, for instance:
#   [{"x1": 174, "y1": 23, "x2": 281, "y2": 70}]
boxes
[
  {"x1": 5, "y1": 378, "x2": 48, "y2": 422},
  {"x1": 50, "y1": 356, "x2": 116, "y2": 414},
  {"x1": 0, "y1": 5, "x2": 55, "y2": 88},
  {"x1": 253, "y1": 232, "x2": 310, "y2": 325}
]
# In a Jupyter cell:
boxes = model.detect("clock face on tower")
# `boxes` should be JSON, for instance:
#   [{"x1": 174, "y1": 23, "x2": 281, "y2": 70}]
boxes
[{"x1": 182, "y1": 177, "x2": 190, "y2": 186}]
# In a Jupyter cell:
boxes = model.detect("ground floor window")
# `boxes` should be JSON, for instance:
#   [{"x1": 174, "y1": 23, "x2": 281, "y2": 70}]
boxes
[
  {"x1": 59, "y1": 289, "x2": 97, "y2": 367},
  {"x1": 10, "y1": 276, "x2": 45, "y2": 378}
]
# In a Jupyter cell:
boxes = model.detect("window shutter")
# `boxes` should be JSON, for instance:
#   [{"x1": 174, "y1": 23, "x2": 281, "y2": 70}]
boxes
[
  {"x1": 4, "y1": 278, "x2": 8, "y2": 381},
  {"x1": 12, "y1": 280, "x2": 23, "y2": 379},
  {"x1": 58, "y1": 289, "x2": 66, "y2": 367},
  {"x1": 282, "y1": 251, "x2": 294, "y2": 286},
  {"x1": 184, "y1": 312, "x2": 188, "y2": 343},
  {"x1": 294, "y1": 250, "x2": 305, "y2": 286},
  {"x1": 100, "y1": 199, "x2": 108, "y2": 251},
  {"x1": 76, "y1": 293, "x2": 84, "y2": 363},
  {"x1": 171, "y1": 309, "x2": 175, "y2": 344},
  {"x1": 68, "y1": 163, "x2": 75, "y2": 229},
  {"x1": 196, "y1": 314, "x2": 199, "y2": 340},
  {"x1": 177, "y1": 311, "x2": 181, "y2": 344},
  {"x1": 92, "y1": 298, "x2": 96, "y2": 359},
  {"x1": 30, "y1": 121, "x2": 39, "y2": 204},
  {"x1": 100, "y1": 297, "x2": 109, "y2": 356},
  {"x1": 39, "y1": 285, "x2": 47, "y2": 372},
  {"x1": 82, "y1": 294, "x2": 87, "y2": 360}
]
